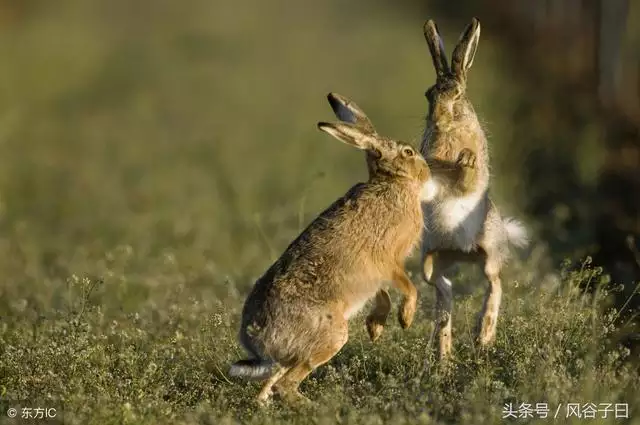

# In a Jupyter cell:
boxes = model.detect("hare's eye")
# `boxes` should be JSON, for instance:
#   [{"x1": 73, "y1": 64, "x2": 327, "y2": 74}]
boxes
[{"x1": 402, "y1": 147, "x2": 414, "y2": 157}]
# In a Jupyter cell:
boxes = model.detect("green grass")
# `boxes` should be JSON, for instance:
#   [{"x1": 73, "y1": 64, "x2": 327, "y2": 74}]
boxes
[
  {"x1": 1, "y1": 254, "x2": 638, "y2": 424},
  {"x1": 0, "y1": 1, "x2": 638, "y2": 424}
]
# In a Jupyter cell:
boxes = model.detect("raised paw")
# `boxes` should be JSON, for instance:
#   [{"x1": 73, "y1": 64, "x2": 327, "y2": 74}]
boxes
[
  {"x1": 366, "y1": 316, "x2": 385, "y2": 342},
  {"x1": 398, "y1": 298, "x2": 417, "y2": 330},
  {"x1": 456, "y1": 148, "x2": 477, "y2": 169}
]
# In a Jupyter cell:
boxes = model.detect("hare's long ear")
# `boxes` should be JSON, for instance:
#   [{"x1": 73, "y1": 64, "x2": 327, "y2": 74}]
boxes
[
  {"x1": 327, "y1": 93, "x2": 377, "y2": 134},
  {"x1": 317, "y1": 122, "x2": 377, "y2": 151},
  {"x1": 423, "y1": 20, "x2": 450, "y2": 78},
  {"x1": 451, "y1": 17, "x2": 480, "y2": 80}
]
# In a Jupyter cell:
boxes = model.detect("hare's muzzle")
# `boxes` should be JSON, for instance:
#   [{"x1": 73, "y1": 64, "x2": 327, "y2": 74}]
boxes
[{"x1": 417, "y1": 157, "x2": 431, "y2": 183}]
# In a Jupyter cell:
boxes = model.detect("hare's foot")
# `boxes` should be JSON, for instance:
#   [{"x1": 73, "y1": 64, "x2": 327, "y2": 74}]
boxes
[
  {"x1": 256, "y1": 366, "x2": 290, "y2": 406},
  {"x1": 475, "y1": 313, "x2": 497, "y2": 347},
  {"x1": 398, "y1": 296, "x2": 417, "y2": 329},
  {"x1": 280, "y1": 389, "x2": 313, "y2": 406},
  {"x1": 366, "y1": 290, "x2": 391, "y2": 342},
  {"x1": 274, "y1": 318, "x2": 348, "y2": 406},
  {"x1": 475, "y1": 254, "x2": 503, "y2": 347},
  {"x1": 392, "y1": 269, "x2": 418, "y2": 330},
  {"x1": 273, "y1": 384, "x2": 312, "y2": 405},
  {"x1": 475, "y1": 283, "x2": 501, "y2": 347},
  {"x1": 366, "y1": 316, "x2": 385, "y2": 342},
  {"x1": 433, "y1": 277, "x2": 453, "y2": 359},
  {"x1": 433, "y1": 313, "x2": 453, "y2": 360}
]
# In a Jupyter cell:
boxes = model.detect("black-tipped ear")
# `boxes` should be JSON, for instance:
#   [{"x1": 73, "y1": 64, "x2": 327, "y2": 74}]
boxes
[
  {"x1": 317, "y1": 121, "x2": 375, "y2": 151},
  {"x1": 327, "y1": 93, "x2": 376, "y2": 133},
  {"x1": 423, "y1": 20, "x2": 450, "y2": 78},
  {"x1": 451, "y1": 17, "x2": 481, "y2": 79}
]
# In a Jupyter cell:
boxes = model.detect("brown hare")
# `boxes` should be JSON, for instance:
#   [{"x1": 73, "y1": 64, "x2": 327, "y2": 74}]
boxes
[
  {"x1": 327, "y1": 18, "x2": 528, "y2": 361},
  {"x1": 419, "y1": 17, "x2": 528, "y2": 359},
  {"x1": 325, "y1": 92, "x2": 468, "y2": 343},
  {"x1": 229, "y1": 110, "x2": 430, "y2": 405}
]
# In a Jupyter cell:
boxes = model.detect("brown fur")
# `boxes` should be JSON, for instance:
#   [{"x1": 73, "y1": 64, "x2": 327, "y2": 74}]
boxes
[
  {"x1": 229, "y1": 116, "x2": 430, "y2": 404},
  {"x1": 418, "y1": 18, "x2": 528, "y2": 360},
  {"x1": 326, "y1": 20, "x2": 528, "y2": 361}
]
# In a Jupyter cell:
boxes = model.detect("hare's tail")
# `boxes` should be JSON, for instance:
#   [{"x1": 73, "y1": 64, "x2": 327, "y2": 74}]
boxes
[
  {"x1": 503, "y1": 217, "x2": 529, "y2": 249},
  {"x1": 228, "y1": 359, "x2": 275, "y2": 380}
]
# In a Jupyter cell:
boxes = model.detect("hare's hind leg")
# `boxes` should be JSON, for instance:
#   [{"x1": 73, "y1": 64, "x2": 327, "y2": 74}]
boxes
[
  {"x1": 425, "y1": 252, "x2": 457, "y2": 360},
  {"x1": 366, "y1": 290, "x2": 392, "y2": 342},
  {"x1": 476, "y1": 203, "x2": 509, "y2": 347},
  {"x1": 475, "y1": 208, "x2": 508, "y2": 347},
  {"x1": 475, "y1": 250, "x2": 503, "y2": 347},
  {"x1": 274, "y1": 319, "x2": 348, "y2": 404},
  {"x1": 256, "y1": 366, "x2": 290, "y2": 406}
]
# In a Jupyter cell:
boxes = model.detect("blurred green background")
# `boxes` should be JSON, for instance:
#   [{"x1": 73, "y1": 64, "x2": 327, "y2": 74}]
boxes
[
  {"x1": 0, "y1": 0, "x2": 517, "y2": 281},
  {"x1": 0, "y1": 1, "x2": 639, "y2": 423},
  {"x1": 0, "y1": 0, "x2": 636, "y2": 315}
]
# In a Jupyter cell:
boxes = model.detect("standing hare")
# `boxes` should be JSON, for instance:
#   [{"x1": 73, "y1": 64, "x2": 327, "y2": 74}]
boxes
[
  {"x1": 419, "y1": 17, "x2": 528, "y2": 359},
  {"x1": 229, "y1": 110, "x2": 431, "y2": 404},
  {"x1": 327, "y1": 19, "x2": 529, "y2": 361}
]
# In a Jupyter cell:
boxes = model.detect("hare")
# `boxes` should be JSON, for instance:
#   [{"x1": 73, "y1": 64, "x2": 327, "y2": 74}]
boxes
[
  {"x1": 325, "y1": 92, "x2": 470, "y2": 343},
  {"x1": 418, "y1": 17, "x2": 528, "y2": 359},
  {"x1": 327, "y1": 18, "x2": 529, "y2": 361},
  {"x1": 229, "y1": 109, "x2": 431, "y2": 405}
]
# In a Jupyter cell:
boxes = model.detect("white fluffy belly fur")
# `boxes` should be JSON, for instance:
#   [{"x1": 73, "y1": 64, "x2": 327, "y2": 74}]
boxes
[
  {"x1": 421, "y1": 181, "x2": 487, "y2": 252},
  {"x1": 438, "y1": 191, "x2": 485, "y2": 233}
]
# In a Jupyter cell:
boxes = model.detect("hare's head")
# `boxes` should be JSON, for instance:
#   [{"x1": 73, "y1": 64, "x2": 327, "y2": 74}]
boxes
[
  {"x1": 423, "y1": 18, "x2": 481, "y2": 129},
  {"x1": 317, "y1": 120, "x2": 430, "y2": 185},
  {"x1": 323, "y1": 92, "x2": 429, "y2": 183}
]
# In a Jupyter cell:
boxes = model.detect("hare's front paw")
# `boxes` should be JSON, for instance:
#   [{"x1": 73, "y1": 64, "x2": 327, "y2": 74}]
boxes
[
  {"x1": 456, "y1": 148, "x2": 477, "y2": 169},
  {"x1": 366, "y1": 315, "x2": 385, "y2": 342},
  {"x1": 398, "y1": 298, "x2": 416, "y2": 329}
]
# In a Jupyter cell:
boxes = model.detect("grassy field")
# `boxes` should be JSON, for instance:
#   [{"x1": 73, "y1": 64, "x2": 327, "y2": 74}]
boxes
[{"x1": 0, "y1": 1, "x2": 638, "y2": 424}]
